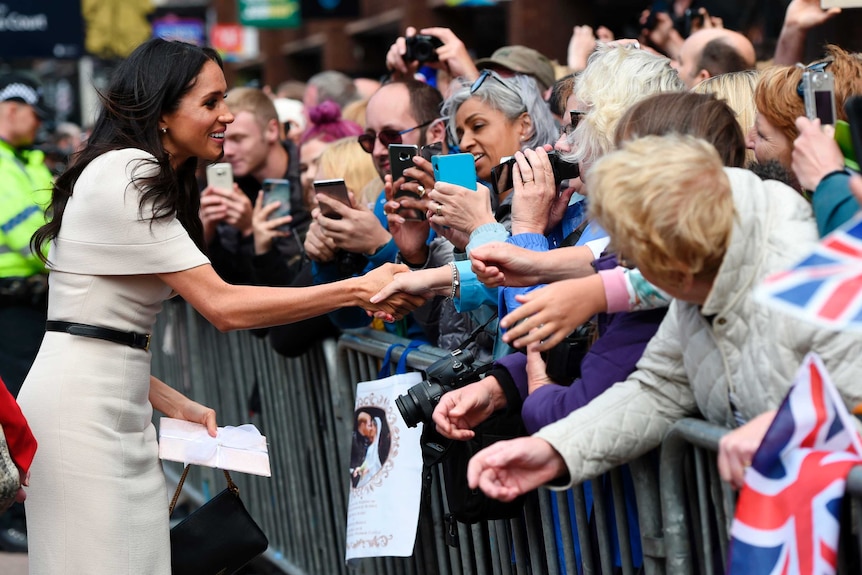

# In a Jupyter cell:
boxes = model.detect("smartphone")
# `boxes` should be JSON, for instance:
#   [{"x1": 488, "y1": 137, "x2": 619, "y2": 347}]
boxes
[
  {"x1": 389, "y1": 144, "x2": 418, "y2": 184},
  {"x1": 844, "y1": 96, "x2": 862, "y2": 169},
  {"x1": 821, "y1": 0, "x2": 862, "y2": 7},
  {"x1": 205, "y1": 162, "x2": 233, "y2": 190},
  {"x1": 432, "y1": 153, "x2": 476, "y2": 190},
  {"x1": 420, "y1": 142, "x2": 444, "y2": 162},
  {"x1": 262, "y1": 179, "x2": 292, "y2": 230},
  {"x1": 313, "y1": 178, "x2": 351, "y2": 219},
  {"x1": 802, "y1": 68, "x2": 837, "y2": 126},
  {"x1": 490, "y1": 152, "x2": 580, "y2": 196}
]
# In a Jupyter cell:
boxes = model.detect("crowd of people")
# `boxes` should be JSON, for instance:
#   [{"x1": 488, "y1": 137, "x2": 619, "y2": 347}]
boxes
[{"x1": 2, "y1": 0, "x2": 862, "y2": 571}]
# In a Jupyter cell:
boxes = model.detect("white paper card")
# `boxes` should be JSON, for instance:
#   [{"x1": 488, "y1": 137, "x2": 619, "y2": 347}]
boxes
[
  {"x1": 158, "y1": 417, "x2": 271, "y2": 477},
  {"x1": 345, "y1": 372, "x2": 424, "y2": 561}
]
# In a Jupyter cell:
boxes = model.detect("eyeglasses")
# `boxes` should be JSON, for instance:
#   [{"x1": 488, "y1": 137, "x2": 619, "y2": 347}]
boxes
[
  {"x1": 358, "y1": 119, "x2": 435, "y2": 154},
  {"x1": 470, "y1": 70, "x2": 526, "y2": 108},
  {"x1": 561, "y1": 110, "x2": 588, "y2": 137}
]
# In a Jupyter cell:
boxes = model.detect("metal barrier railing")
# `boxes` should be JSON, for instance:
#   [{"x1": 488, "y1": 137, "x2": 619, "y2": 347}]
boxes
[
  {"x1": 659, "y1": 418, "x2": 862, "y2": 575},
  {"x1": 150, "y1": 300, "x2": 862, "y2": 575}
]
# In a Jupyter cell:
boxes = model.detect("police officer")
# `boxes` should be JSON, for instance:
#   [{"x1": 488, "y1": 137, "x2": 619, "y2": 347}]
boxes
[{"x1": 0, "y1": 72, "x2": 52, "y2": 552}]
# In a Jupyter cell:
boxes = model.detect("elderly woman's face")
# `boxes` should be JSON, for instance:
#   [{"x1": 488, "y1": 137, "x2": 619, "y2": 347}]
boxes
[
  {"x1": 746, "y1": 113, "x2": 793, "y2": 169},
  {"x1": 455, "y1": 97, "x2": 524, "y2": 181}
]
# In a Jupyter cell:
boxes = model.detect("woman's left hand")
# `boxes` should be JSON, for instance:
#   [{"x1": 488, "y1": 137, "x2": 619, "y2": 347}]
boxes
[
  {"x1": 511, "y1": 148, "x2": 556, "y2": 235},
  {"x1": 427, "y1": 182, "x2": 495, "y2": 236},
  {"x1": 176, "y1": 399, "x2": 218, "y2": 437},
  {"x1": 717, "y1": 410, "x2": 777, "y2": 489}
]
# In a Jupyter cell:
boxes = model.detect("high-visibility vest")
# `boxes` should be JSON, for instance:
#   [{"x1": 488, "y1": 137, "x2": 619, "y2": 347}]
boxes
[{"x1": 0, "y1": 139, "x2": 53, "y2": 278}]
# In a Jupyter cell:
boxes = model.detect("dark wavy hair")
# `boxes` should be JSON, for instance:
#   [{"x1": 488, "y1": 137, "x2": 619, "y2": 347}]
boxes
[{"x1": 32, "y1": 38, "x2": 223, "y2": 262}]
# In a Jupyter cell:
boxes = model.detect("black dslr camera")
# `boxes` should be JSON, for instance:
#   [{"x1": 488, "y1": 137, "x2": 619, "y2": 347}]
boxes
[
  {"x1": 490, "y1": 152, "x2": 580, "y2": 196},
  {"x1": 396, "y1": 349, "x2": 487, "y2": 428},
  {"x1": 403, "y1": 34, "x2": 444, "y2": 64}
]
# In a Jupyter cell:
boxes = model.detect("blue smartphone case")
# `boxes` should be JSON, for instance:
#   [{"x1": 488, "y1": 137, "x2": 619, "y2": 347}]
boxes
[{"x1": 432, "y1": 153, "x2": 477, "y2": 190}]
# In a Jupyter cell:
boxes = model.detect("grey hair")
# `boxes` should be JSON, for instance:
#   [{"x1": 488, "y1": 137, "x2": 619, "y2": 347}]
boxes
[
  {"x1": 564, "y1": 45, "x2": 685, "y2": 170},
  {"x1": 308, "y1": 70, "x2": 359, "y2": 109},
  {"x1": 441, "y1": 74, "x2": 557, "y2": 151}
]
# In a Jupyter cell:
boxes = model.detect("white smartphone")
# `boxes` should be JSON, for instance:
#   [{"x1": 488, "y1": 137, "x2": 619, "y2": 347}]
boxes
[
  {"x1": 206, "y1": 163, "x2": 233, "y2": 190},
  {"x1": 821, "y1": 0, "x2": 862, "y2": 7}
]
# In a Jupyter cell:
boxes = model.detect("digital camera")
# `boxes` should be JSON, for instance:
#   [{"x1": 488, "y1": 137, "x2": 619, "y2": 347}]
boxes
[
  {"x1": 395, "y1": 349, "x2": 486, "y2": 428},
  {"x1": 403, "y1": 34, "x2": 444, "y2": 64}
]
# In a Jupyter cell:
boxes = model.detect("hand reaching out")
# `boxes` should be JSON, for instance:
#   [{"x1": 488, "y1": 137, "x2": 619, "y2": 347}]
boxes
[
  {"x1": 356, "y1": 263, "x2": 428, "y2": 321},
  {"x1": 467, "y1": 436, "x2": 567, "y2": 502},
  {"x1": 432, "y1": 377, "x2": 507, "y2": 440},
  {"x1": 784, "y1": 0, "x2": 841, "y2": 33},
  {"x1": 500, "y1": 274, "x2": 606, "y2": 351},
  {"x1": 470, "y1": 242, "x2": 553, "y2": 288},
  {"x1": 369, "y1": 264, "x2": 450, "y2": 304},
  {"x1": 568, "y1": 25, "x2": 597, "y2": 72},
  {"x1": 717, "y1": 410, "x2": 777, "y2": 489}
]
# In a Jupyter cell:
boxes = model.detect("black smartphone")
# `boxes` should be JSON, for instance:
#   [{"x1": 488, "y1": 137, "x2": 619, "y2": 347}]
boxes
[
  {"x1": 420, "y1": 142, "x2": 444, "y2": 162},
  {"x1": 262, "y1": 178, "x2": 292, "y2": 230},
  {"x1": 389, "y1": 144, "x2": 418, "y2": 184},
  {"x1": 844, "y1": 96, "x2": 862, "y2": 169},
  {"x1": 490, "y1": 152, "x2": 580, "y2": 196},
  {"x1": 313, "y1": 178, "x2": 351, "y2": 219},
  {"x1": 389, "y1": 144, "x2": 425, "y2": 221}
]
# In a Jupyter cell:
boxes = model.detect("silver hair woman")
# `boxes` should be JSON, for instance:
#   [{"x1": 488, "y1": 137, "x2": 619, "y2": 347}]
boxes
[
  {"x1": 566, "y1": 45, "x2": 685, "y2": 175},
  {"x1": 440, "y1": 72, "x2": 558, "y2": 183}
]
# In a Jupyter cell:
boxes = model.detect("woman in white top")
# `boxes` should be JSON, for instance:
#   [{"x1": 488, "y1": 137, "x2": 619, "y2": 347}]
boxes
[{"x1": 18, "y1": 38, "x2": 420, "y2": 574}]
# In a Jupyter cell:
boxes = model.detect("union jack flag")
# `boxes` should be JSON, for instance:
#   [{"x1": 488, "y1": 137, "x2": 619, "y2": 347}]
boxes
[
  {"x1": 755, "y1": 215, "x2": 862, "y2": 331},
  {"x1": 727, "y1": 353, "x2": 862, "y2": 575}
]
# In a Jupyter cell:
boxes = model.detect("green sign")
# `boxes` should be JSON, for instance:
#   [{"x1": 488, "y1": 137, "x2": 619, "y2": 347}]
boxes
[{"x1": 238, "y1": 0, "x2": 300, "y2": 29}]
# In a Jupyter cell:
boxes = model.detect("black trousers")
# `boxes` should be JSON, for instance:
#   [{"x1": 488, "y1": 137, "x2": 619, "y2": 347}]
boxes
[
  {"x1": 0, "y1": 305, "x2": 46, "y2": 397},
  {"x1": 0, "y1": 305, "x2": 44, "y2": 532}
]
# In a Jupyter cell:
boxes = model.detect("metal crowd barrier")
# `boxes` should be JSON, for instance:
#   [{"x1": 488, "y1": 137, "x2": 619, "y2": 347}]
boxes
[
  {"x1": 150, "y1": 300, "x2": 862, "y2": 575},
  {"x1": 659, "y1": 418, "x2": 862, "y2": 575}
]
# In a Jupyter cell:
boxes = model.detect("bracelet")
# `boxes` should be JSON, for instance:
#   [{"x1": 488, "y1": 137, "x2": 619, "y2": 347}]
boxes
[{"x1": 448, "y1": 261, "x2": 460, "y2": 300}]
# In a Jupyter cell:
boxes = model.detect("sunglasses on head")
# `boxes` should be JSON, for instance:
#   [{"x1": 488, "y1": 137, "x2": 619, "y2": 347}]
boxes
[
  {"x1": 796, "y1": 60, "x2": 830, "y2": 98},
  {"x1": 358, "y1": 119, "x2": 435, "y2": 154},
  {"x1": 470, "y1": 69, "x2": 526, "y2": 107}
]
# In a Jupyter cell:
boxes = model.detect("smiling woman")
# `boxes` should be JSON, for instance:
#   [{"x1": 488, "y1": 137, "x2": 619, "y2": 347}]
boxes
[
  {"x1": 18, "y1": 38, "x2": 422, "y2": 574},
  {"x1": 441, "y1": 72, "x2": 556, "y2": 183}
]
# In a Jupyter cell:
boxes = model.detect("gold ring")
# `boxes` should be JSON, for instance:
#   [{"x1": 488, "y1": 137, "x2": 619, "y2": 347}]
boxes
[
  {"x1": 436, "y1": 204, "x2": 443, "y2": 217},
  {"x1": 417, "y1": 185, "x2": 426, "y2": 198}
]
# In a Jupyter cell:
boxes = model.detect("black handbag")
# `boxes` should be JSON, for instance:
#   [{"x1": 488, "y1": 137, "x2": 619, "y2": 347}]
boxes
[{"x1": 169, "y1": 465, "x2": 269, "y2": 575}]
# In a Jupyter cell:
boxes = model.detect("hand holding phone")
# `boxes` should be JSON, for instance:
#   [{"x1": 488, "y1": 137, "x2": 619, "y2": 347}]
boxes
[
  {"x1": 491, "y1": 152, "x2": 579, "y2": 196},
  {"x1": 206, "y1": 162, "x2": 233, "y2": 190},
  {"x1": 432, "y1": 153, "x2": 477, "y2": 190},
  {"x1": 262, "y1": 179, "x2": 292, "y2": 230},
  {"x1": 314, "y1": 179, "x2": 352, "y2": 219}
]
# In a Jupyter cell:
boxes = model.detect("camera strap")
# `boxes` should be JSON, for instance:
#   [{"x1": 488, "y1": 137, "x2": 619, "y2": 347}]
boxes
[{"x1": 454, "y1": 311, "x2": 498, "y2": 352}]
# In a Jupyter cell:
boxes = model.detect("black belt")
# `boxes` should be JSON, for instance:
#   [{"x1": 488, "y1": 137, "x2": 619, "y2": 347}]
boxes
[{"x1": 45, "y1": 321, "x2": 151, "y2": 351}]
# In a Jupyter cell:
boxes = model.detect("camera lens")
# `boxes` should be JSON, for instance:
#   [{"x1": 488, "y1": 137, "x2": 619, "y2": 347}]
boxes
[{"x1": 395, "y1": 380, "x2": 447, "y2": 428}]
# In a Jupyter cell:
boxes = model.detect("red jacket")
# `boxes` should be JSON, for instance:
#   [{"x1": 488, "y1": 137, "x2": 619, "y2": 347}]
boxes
[{"x1": 0, "y1": 380, "x2": 36, "y2": 472}]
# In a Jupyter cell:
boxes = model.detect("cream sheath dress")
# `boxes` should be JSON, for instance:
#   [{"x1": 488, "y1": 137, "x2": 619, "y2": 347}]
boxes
[{"x1": 18, "y1": 149, "x2": 209, "y2": 574}]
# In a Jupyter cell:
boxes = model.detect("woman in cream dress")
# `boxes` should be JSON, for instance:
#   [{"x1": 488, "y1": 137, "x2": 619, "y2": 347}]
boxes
[{"x1": 18, "y1": 39, "x2": 420, "y2": 574}]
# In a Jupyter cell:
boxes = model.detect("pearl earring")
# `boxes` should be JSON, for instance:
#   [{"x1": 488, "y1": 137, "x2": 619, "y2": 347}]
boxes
[{"x1": 160, "y1": 127, "x2": 168, "y2": 134}]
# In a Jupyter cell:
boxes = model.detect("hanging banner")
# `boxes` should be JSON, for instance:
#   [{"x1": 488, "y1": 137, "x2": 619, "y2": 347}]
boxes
[
  {"x1": 0, "y1": 0, "x2": 85, "y2": 59},
  {"x1": 238, "y1": 0, "x2": 300, "y2": 29}
]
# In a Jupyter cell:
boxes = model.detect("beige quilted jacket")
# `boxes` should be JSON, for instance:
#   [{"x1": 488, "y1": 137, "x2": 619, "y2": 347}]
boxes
[{"x1": 536, "y1": 168, "x2": 862, "y2": 488}]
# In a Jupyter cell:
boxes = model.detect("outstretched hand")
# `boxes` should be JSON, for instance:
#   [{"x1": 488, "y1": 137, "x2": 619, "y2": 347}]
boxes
[
  {"x1": 470, "y1": 242, "x2": 550, "y2": 288},
  {"x1": 784, "y1": 0, "x2": 841, "y2": 32},
  {"x1": 357, "y1": 263, "x2": 427, "y2": 321},
  {"x1": 432, "y1": 377, "x2": 507, "y2": 440},
  {"x1": 500, "y1": 275, "x2": 606, "y2": 351},
  {"x1": 717, "y1": 410, "x2": 776, "y2": 489},
  {"x1": 467, "y1": 436, "x2": 567, "y2": 502}
]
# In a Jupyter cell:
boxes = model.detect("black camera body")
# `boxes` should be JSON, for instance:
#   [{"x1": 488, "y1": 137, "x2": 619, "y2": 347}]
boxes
[
  {"x1": 403, "y1": 34, "x2": 444, "y2": 64},
  {"x1": 396, "y1": 349, "x2": 485, "y2": 428},
  {"x1": 490, "y1": 151, "x2": 580, "y2": 196},
  {"x1": 541, "y1": 323, "x2": 594, "y2": 384}
]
